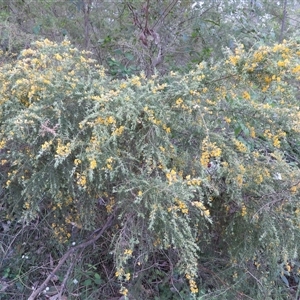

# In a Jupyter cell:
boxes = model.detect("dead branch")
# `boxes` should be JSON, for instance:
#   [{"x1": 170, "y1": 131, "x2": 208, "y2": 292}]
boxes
[{"x1": 28, "y1": 212, "x2": 115, "y2": 300}]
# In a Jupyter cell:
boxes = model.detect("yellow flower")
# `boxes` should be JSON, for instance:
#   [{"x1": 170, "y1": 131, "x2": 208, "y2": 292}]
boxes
[
  {"x1": 291, "y1": 185, "x2": 297, "y2": 193},
  {"x1": 166, "y1": 169, "x2": 177, "y2": 184},
  {"x1": 175, "y1": 198, "x2": 188, "y2": 214},
  {"x1": 234, "y1": 139, "x2": 247, "y2": 153},
  {"x1": 0, "y1": 140, "x2": 6, "y2": 149},
  {"x1": 41, "y1": 140, "x2": 52, "y2": 150},
  {"x1": 24, "y1": 201, "x2": 30, "y2": 209},
  {"x1": 115, "y1": 268, "x2": 124, "y2": 277},
  {"x1": 200, "y1": 137, "x2": 222, "y2": 166},
  {"x1": 74, "y1": 158, "x2": 81, "y2": 165},
  {"x1": 255, "y1": 174, "x2": 263, "y2": 184},
  {"x1": 124, "y1": 249, "x2": 133, "y2": 256},
  {"x1": 112, "y1": 126, "x2": 125, "y2": 136},
  {"x1": 130, "y1": 76, "x2": 141, "y2": 87},
  {"x1": 292, "y1": 65, "x2": 300, "y2": 73},
  {"x1": 236, "y1": 174, "x2": 243, "y2": 186},
  {"x1": 242, "y1": 91, "x2": 251, "y2": 100},
  {"x1": 273, "y1": 137, "x2": 281, "y2": 148},
  {"x1": 106, "y1": 157, "x2": 114, "y2": 170},
  {"x1": 125, "y1": 273, "x2": 131, "y2": 281},
  {"x1": 106, "y1": 116, "x2": 115, "y2": 124},
  {"x1": 76, "y1": 173, "x2": 87, "y2": 187},
  {"x1": 277, "y1": 59, "x2": 289, "y2": 67},
  {"x1": 55, "y1": 139, "x2": 71, "y2": 157},
  {"x1": 189, "y1": 279, "x2": 198, "y2": 294},
  {"x1": 224, "y1": 117, "x2": 231, "y2": 123},
  {"x1": 120, "y1": 287, "x2": 128, "y2": 296},
  {"x1": 54, "y1": 53, "x2": 62, "y2": 61},
  {"x1": 241, "y1": 205, "x2": 247, "y2": 217},
  {"x1": 90, "y1": 159, "x2": 97, "y2": 169},
  {"x1": 176, "y1": 98, "x2": 183, "y2": 106},
  {"x1": 249, "y1": 127, "x2": 256, "y2": 138},
  {"x1": 228, "y1": 55, "x2": 240, "y2": 66}
]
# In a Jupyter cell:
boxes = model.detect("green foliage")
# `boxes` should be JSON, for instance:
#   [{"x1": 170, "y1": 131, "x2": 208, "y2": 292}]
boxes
[
  {"x1": 1, "y1": 0, "x2": 299, "y2": 77},
  {"x1": 1, "y1": 37, "x2": 300, "y2": 299}
]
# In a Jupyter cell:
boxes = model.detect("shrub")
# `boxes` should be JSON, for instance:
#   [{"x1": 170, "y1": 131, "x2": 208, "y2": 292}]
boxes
[{"x1": 1, "y1": 38, "x2": 300, "y2": 299}]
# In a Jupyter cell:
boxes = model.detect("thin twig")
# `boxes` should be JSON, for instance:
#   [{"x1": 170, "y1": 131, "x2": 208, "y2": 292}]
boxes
[
  {"x1": 28, "y1": 213, "x2": 115, "y2": 300},
  {"x1": 57, "y1": 260, "x2": 75, "y2": 298}
]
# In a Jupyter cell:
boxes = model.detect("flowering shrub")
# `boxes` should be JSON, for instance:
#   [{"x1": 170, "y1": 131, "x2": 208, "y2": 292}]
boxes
[{"x1": 1, "y1": 38, "x2": 300, "y2": 298}]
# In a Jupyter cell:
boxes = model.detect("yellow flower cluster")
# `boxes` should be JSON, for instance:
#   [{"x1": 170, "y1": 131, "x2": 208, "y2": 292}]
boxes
[
  {"x1": 89, "y1": 158, "x2": 97, "y2": 169},
  {"x1": 119, "y1": 287, "x2": 128, "y2": 296},
  {"x1": 41, "y1": 140, "x2": 52, "y2": 150},
  {"x1": 124, "y1": 249, "x2": 133, "y2": 256},
  {"x1": 130, "y1": 76, "x2": 141, "y2": 87},
  {"x1": 51, "y1": 222, "x2": 71, "y2": 243},
  {"x1": 185, "y1": 175, "x2": 201, "y2": 186},
  {"x1": 224, "y1": 117, "x2": 231, "y2": 123},
  {"x1": 124, "y1": 273, "x2": 130, "y2": 281},
  {"x1": 277, "y1": 59, "x2": 289, "y2": 67},
  {"x1": 186, "y1": 274, "x2": 198, "y2": 294},
  {"x1": 0, "y1": 140, "x2": 6, "y2": 149},
  {"x1": 106, "y1": 196, "x2": 115, "y2": 213},
  {"x1": 247, "y1": 124, "x2": 256, "y2": 138},
  {"x1": 292, "y1": 65, "x2": 300, "y2": 74},
  {"x1": 192, "y1": 201, "x2": 210, "y2": 217},
  {"x1": 174, "y1": 97, "x2": 189, "y2": 110},
  {"x1": 120, "y1": 82, "x2": 127, "y2": 89},
  {"x1": 241, "y1": 204, "x2": 247, "y2": 217},
  {"x1": 234, "y1": 139, "x2": 247, "y2": 153},
  {"x1": 167, "y1": 198, "x2": 189, "y2": 214},
  {"x1": 166, "y1": 169, "x2": 177, "y2": 184},
  {"x1": 227, "y1": 55, "x2": 240, "y2": 66},
  {"x1": 112, "y1": 126, "x2": 125, "y2": 136},
  {"x1": 115, "y1": 268, "x2": 124, "y2": 277},
  {"x1": 24, "y1": 201, "x2": 30, "y2": 209},
  {"x1": 290, "y1": 183, "x2": 300, "y2": 194},
  {"x1": 175, "y1": 198, "x2": 189, "y2": 214},
  {"x1": 162, "y1": 124, "x2": 171, "y2": 133},
  {"x1": 152, "y1": 83, "x2": 167, "y2": 94},
  {"x1": 94, "y1": 115, "x2": 116, "y2": 125},
  {"x1": 200, "y1": 137, "x2": 222, "y2": 167},
  {"x1": 76, "y1": 173, "x2": 87, "y2": 187},
  {"x1": 263, "y1": 129, "x2": 286, "y2": 148},
  {"x1": 74, "y1": 158, "x2": 81, "y2": 165},
  {"x1": 55, "y1": 139, "x2": 71, "y2": 157},
  {"x1": 144, "y1": 106, "x2": 163, "y2": 125},
  {"x1": 106, "y1": 157, "x2": 114, "y2": 170},
  {"x1": 236, "y1": 174, "x2": 243, "y2": 186},
  {"x1": 272, "y1": 41, "x2": 290, "y2": 53},
  {"x1": 242, "y1": 91, "x2": 251, "y2": 100}
]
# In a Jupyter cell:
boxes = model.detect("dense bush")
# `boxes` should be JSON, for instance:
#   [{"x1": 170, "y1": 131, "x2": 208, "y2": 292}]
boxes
[{"x1": 1, "y1": 38, "x2": 300, "y2": 299}]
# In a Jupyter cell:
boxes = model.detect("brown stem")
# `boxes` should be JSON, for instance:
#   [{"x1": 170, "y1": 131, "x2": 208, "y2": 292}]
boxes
[
  {"x1": 28, "y1": 212, "x2": 115, "y2": 300},
  {"x1": 279, "y1": 0, "x2": 287, "y2": 43}
]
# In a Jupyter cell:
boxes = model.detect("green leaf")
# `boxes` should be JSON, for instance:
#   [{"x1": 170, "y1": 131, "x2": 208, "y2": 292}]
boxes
[
  {"x1": 94, "y1": 273, "x2": 102, "y2": 285},
  {"x1": 280, "y1": 274, "x2": 289, "y2": 287},
  {"x1": 125, "y1": 53, "x2": 134, "y2": 61},
  {"x1": 84, "y1": 279, "x2": 92, "y2": 286},
  {"x1": 234, "y1": 125, "x2": 242, "y2": 137}
]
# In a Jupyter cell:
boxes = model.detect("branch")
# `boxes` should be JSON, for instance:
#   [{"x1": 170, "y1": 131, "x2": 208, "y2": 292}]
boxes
[
  {"x1": 279, "y1": 0, "x2": 287, "y2": 43},
  {"x1": 151, "y1": 0, "x2": 179, "y2": 30},
  {"x1": 28, "y1": 212, "x2": 115, "y2": 300},
  {"x1": 57, "y1": 260, "x2": 75, "y2": 298}
]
